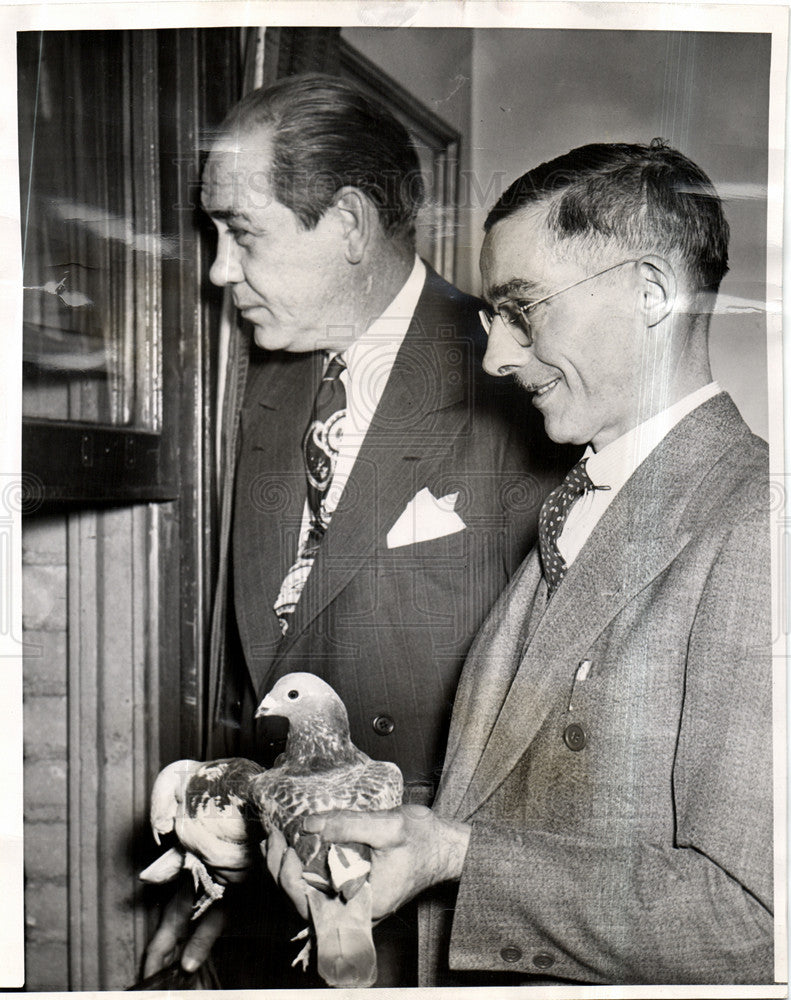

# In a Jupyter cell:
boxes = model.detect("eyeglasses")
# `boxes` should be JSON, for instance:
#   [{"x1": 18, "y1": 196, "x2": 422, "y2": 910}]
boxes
[{"x1": 478, "y1": 259, "x2": 639, "y2": 346}]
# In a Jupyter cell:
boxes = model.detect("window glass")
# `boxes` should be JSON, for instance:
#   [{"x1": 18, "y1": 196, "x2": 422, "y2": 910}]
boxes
[{"x1": 18, "y1": 31, "x2": 162, "y2": 430}]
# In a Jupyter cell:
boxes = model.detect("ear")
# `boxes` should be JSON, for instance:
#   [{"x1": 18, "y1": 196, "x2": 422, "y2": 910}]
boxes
[
  {"x1": 637, "y1": 254, "x2": 676, "y2": 327},
  {"x1": 332, "y1": 186, "x2": 373, "y2": 264}
]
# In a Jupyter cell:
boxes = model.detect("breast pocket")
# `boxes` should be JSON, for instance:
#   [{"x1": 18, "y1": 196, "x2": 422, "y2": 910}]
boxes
[{"x1": 366, "y1": 526, "x2": 509, "y2": 646}]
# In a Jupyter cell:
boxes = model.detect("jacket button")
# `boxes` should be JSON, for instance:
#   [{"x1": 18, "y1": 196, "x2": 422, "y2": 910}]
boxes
[
  {"x1": 563, "y1": 723, "x2": 586, "y2": 751},
  {"x1": 372, "y1": 714, "x2": 395, "y2": 736},
  {"x1": 532, "y1": 952, "x2": 555, "y2": 969},
  {"x1": 500, "y1": 946, "x2": 522, "y2": 963}
]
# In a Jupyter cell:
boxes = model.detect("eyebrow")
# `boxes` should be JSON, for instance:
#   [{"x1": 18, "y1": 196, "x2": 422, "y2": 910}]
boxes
[
  {"x1": 486, "y1": 278, "x2": 542, "y2": 303},
  {"x1": 201, "y1": 207, "x2": 255, "y2": 224}
]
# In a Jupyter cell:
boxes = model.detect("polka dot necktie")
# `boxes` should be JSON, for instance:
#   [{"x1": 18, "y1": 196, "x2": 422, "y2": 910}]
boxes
[
  {"x1": 273, "y1": 355, "x2": 347, "y2": 634},
  {"x1": 538, "y1": 457, "x2": 596, "y2": 597}
]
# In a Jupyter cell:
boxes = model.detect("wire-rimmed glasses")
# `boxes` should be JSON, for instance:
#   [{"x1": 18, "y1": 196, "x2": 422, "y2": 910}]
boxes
[{"x1": 479, "y1": 259, "x2": 639, "y2": 346}]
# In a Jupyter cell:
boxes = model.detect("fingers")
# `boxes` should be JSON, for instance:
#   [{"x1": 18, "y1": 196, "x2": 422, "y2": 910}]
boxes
[
  {"x1": 265, "y1": 829, "x2": 308, "y2": 919},
  {"x1": 143, "y1": 873, "x2": 228, "y2": 978},
  {"x1": 142, "y1": 876, "x2": 194, "y2": 978},
  {"x1": 279, "y1": 848, "x2": 309, "y2": 920},
  {"x1": 304, "y1": 805, "x2": 431, "y2": 848},
  {"x1": 181, "y1": 901, "x2": 226, "y2": 973},
  {"x1": 265, "y1": 828, "x2": 287, "y2": 884},
  {"x1": 143, "y1": 923, "x2": 179, "y2": 979},
  {"x1": 212, "y1": 864, "x2": 250, "y2": 886}
]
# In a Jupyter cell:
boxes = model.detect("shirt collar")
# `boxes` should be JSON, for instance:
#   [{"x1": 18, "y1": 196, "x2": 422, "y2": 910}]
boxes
[
  {"x1": 331, "y1": 256, "x2": 425, "y2": 431},
  {"x1": 585, "y1": 382, "x2": 723, "y2": 490},
  {"x1": 341, "y1": 256, "x2": 426, "y2": 379}
]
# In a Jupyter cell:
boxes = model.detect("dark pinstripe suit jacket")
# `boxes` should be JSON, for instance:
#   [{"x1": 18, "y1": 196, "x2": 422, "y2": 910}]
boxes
[{"x1": 210, "y1": 265, "x2": 570, "y2": 797}]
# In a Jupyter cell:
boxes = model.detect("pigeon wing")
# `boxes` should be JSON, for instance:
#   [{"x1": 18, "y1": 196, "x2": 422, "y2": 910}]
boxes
[{"x1": 175, "y1": 757, "x2": 265, "y2": 872}]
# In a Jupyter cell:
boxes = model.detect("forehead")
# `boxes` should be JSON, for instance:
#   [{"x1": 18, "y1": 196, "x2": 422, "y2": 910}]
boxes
[
  {"x1": 201, "y1": 125, "x2": 276, "y2": 216},
  {"x1": 481, "y1": 203, "x2": 564, "y2": 299}
]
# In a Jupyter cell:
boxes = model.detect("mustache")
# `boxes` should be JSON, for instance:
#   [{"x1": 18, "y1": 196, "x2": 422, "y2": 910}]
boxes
[{"x1": 515, "y1": 372, "x2": 560, "y2": 394}]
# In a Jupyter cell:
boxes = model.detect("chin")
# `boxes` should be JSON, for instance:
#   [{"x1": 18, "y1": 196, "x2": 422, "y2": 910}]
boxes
[
  {"x1": 542, "y1": 414, "x2": 587, "y2": 447},
  {"x1": 252, "y1": 324, "x2": 328, "y2": 354},
  {"x1": 251, "y1": 325, "x2": 292, "y2": 352}
]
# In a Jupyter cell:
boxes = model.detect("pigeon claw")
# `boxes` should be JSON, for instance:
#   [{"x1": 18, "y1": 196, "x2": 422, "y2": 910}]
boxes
[
  {"x1": 182, "y1": 853, "x2": 225, "y2": 920},
  {"x1": 191, "y1": 893, "x2": 215, "y2": 921},
  {"x1": 290, "y1": 928, "x2": 312, "y2": 971}
]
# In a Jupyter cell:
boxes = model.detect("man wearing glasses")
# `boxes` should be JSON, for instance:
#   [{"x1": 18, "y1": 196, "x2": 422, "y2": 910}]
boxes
[{"x1": 273, "y1": 140, "x2": 774, "y2": 985}]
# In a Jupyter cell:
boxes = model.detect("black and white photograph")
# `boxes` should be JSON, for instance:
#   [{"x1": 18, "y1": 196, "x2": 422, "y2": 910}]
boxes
[{"x1": 1, "y1": 1, "x2": 788, "y2": 994}]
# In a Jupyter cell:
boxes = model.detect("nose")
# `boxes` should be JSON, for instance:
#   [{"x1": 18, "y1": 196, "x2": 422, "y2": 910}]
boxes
[
  {"x1": 209, "y1": 230, "x2": 244, "y2": 287},
  {"x1": 482, "y1": 317, "x2": 533, "y2": 377}
]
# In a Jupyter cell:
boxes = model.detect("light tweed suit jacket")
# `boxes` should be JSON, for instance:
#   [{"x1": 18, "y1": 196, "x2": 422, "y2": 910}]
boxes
[{"x1": 420, "y1": 391, "x2": 774, "y2": 986}]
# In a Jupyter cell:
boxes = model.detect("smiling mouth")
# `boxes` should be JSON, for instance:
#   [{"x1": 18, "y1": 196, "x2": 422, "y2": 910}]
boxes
[{"x1": 528, "y1": 377, "x2": 561, "y2": 398}]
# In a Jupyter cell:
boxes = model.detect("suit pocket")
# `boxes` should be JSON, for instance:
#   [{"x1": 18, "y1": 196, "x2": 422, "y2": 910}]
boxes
[{"x1": 363, "y1": 528, "x2": 508, "y2": 640}]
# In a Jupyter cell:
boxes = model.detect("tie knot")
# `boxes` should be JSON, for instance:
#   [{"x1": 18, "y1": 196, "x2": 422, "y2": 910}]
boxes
[
  {"x1": 564, "y1": 456, "x2": 595, "y2": 496},
  {"x1": 537, "y1": 456, "x2": 600, "y2": 597},
  {"x1": 323, "y1": 354, "x2": 346, "y2": 381}
]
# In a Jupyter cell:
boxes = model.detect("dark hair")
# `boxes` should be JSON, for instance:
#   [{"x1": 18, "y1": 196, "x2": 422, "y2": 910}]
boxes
[
  {"x1": 484, "y1": 139, "x2": 729, "y2": 292},
  {"x1": 219, "y1": 73, "x2": 424, "y2": 244}
]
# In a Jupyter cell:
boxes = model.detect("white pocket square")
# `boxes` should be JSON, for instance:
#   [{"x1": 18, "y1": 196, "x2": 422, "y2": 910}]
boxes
[{"x1": 386, "y1": 487, "x2": 466, "y2": 548}]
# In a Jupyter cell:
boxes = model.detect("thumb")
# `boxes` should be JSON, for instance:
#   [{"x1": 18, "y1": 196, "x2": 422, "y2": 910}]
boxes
[
  {"x1": 304, "y1": 806, "x2": 430, "y2": 848},
  {"x1": 279, "y1": 847, "x2": 309, "y2": 920}
]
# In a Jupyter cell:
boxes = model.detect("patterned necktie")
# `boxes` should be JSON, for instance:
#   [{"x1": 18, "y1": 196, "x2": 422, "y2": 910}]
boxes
[
  {"x1": 303, "y1": 354, "x2": 347, "y2": 527},
  {"x1": 273, "y1": 355, "x2": 347, "y2": 634},
  {"x1": 538, "y1": 457, "x2": 597, "y2": 596}
]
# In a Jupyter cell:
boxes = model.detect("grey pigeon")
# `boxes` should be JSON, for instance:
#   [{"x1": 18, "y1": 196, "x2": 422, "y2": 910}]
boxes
[{"x1": 251, "y1": 672, "x2": 403, "y2": 988}]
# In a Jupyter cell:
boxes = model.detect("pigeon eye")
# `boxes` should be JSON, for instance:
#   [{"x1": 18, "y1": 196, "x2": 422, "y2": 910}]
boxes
[{"x1": 287, "y1": 689, "x2": 299, "y2": 700}]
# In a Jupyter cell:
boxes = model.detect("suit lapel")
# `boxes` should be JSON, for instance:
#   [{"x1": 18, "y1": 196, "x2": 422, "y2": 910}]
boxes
[
  {"x1": 452, "y1": 393, "x2": 744, "y2": 821},
  {"x1": 273, "y1": 272, "x2": 472, "y2": 660},
  {"x1": 235, "y1": 350, "x2": 322, "y2": 689},
  {"x1": 243, "y1": 347, "x2": 323, "y2": 422},
  {"x1": 432, "y1": 551, "x2": 544, "y2": 819}
]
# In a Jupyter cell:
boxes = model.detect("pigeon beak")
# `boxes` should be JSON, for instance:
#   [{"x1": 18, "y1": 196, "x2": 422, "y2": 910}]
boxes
[{"x1": 254, "y1": 695, "x2": 275, "y2": 718}]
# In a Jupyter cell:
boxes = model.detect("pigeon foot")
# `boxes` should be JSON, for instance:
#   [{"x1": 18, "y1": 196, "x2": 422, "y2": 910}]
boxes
[
  {"x1": 290, "y1": 927, "x2": 311, "y2": 970},
  {"x1": 183, "y1": 853, "x2": 225, "y2": 919}
]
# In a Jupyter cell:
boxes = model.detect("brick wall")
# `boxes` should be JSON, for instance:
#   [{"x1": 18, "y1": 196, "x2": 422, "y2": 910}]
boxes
[{"x1": 22, "y1": 514, "x2": 69, "y2": 991}]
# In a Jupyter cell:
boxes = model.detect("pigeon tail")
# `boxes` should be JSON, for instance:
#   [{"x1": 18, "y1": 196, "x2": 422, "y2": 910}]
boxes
[
  {"x1": 307, "y1": 882, "x2": 377, "y2": 988},
  {"x1": 139, "y1": 846, "x2": 185, "y2": 884}
]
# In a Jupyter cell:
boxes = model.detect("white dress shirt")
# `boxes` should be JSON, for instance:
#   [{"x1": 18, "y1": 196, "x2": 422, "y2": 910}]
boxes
[
  {"x1": 558, "y1": 382, "x2": 723, "y2": 566},
  {"x1": 294, "y1": 255, "x2": 427, "y2": 551}
]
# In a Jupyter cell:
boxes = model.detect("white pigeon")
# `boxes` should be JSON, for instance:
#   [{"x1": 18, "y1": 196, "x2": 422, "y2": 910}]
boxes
[
  {"x1": 140, "y1": 757, "x2": 264, "y2": 917},
  {"x1": 251, "y1": 672, "x2": 403, "y2": 988}
]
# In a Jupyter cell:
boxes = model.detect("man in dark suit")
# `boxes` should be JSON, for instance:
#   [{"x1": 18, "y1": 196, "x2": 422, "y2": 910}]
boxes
[
  {"x1": 144, "y1": 74, "x2": 563, "y2": 986},
  {"x1": 280, "y1": 141, "x2": 775, "y2": 986}
]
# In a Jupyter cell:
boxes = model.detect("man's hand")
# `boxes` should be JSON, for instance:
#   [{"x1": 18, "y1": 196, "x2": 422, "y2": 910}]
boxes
[
  {"x1": 142, "y1": 872, "x2": 227, "y2": 978},
  {"x1": 265, "y1": 805, "x2": 471, "y2": 921}
]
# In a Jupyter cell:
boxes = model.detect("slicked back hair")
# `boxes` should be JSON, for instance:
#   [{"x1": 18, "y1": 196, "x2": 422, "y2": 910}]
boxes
[
  {"x1": 484, "y1": 140, "x2": 730, "y2": 293},
  {"x1": 218, "y1": 73, "x2": 425, "y2": 245}
]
